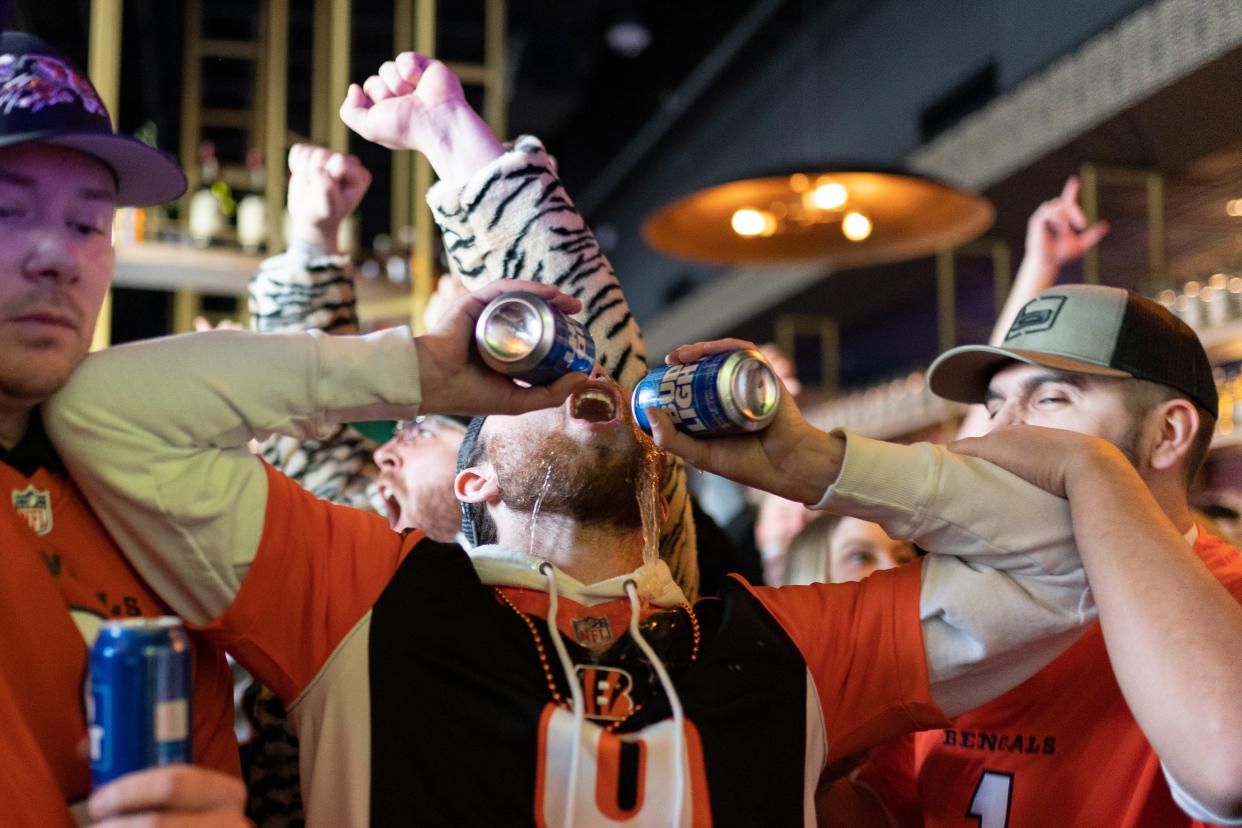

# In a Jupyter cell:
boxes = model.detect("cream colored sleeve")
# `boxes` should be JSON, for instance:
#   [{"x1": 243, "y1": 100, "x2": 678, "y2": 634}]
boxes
[
  {"x1": 815, "y1": 431, "x2": 1094, "y2": 717},
  {"x1": 44, "y1": 328, "x2": 422, "y2": 624}
]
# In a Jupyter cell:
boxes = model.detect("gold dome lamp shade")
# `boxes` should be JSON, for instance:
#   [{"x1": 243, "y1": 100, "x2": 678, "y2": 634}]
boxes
[{"x1": 642, "y1": 169, "x2": 995, "y2": 267}]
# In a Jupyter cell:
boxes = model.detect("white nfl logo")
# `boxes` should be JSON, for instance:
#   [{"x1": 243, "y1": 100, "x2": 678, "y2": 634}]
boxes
[{"x1": 12, "y1": 485, "x2": 52, "y2": 536}]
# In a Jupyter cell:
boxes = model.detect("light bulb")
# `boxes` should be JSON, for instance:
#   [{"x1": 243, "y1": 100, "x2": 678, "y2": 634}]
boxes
[
  {"x1": 809, "y1": 181, "x2": 847, "y2": 210},
  {"x1": 732, "y1": 208, "x2": 773, "y2": 237},
  {"x1": 842, "y1": 211, "x2": 872, "y2": 241}
]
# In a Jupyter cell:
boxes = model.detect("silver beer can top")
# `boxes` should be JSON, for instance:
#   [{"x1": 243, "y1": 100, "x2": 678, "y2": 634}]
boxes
[
  {"x1": 720, "y1": 349, "x2": 781, "y2": 429},
  {"x1": 475, "y1": 292, "x2": 551, "y2": 371}
]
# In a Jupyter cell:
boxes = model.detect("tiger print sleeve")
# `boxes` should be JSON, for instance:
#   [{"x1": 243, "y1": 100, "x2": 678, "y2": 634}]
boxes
[
  {"x1": 247, "y1": 245, "x2": 381, "y2": 513},
  {"x1": 425, "y1": 136, "x2": 699, "y2": 599}
]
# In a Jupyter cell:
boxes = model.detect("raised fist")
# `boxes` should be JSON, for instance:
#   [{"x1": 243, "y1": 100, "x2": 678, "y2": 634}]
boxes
[
  {"x1": 339, "y1": 53, "x2": 468, "y2": 152},
  {"x1": 286, "y1": 143, "x2": 372, "y2": 253},
  {"x1": 339, "y1": 52, "x2": 504, "y2": 187}
]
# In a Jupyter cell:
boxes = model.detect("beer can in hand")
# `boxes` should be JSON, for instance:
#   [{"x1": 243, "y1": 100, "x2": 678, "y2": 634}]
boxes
[
  {"x1": 632, "y1": 348, "x2": 781, "y2": 436},
  {"x1": 475, "y1": 291, "x2": 596, "y2": 385},
  {"x1": 89, "y1": 617, "x2": 193, "y2": 788}
]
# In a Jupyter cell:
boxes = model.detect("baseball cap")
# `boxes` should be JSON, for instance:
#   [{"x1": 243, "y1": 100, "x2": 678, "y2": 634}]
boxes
[
  {"x1": 928, "y1": 284, "x2": 1217, "y2": 414},
  {"x1": 0, "y1": 31, "x2": 186, "y2": 206}
]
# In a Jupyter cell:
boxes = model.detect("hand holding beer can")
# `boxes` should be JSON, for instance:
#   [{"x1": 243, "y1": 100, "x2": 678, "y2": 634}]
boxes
[
  {"x1": 475, "y1": 291, "x2": 596, "y2": 385},
  {"x1": 632, "y1": 348, "x2": 781, "y2": 436},
  {"x1": 89, "y1": 617, "x2": 193, "y2": 788}
]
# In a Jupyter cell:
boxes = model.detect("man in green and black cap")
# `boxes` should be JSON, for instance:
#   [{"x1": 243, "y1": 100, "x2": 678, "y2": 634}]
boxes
[{"x1": 806, "y1": 284, "x2": 1242, "y2": 825}]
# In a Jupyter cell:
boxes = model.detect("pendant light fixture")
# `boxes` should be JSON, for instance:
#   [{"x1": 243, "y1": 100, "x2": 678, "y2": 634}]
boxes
[
  {"x1": 642, "y1": 0, "x2": 993, "y2": 267},
  {"x1": 642, "y1": 167, "x2": 994, "y2": 267}
]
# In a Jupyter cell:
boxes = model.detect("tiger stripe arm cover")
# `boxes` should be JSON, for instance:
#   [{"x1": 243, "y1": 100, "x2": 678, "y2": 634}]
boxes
[{"x1": 426, "y1": 136, "x2": 699, "y2": 599}]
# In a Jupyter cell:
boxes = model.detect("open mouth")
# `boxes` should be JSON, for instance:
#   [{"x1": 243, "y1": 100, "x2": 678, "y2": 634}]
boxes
[
  {"x1": 570, "y1": 383, "x2": 620, "y2": 424},
  {"x1": 376, "y1": 483, "x2": 403, "y2": 529}
]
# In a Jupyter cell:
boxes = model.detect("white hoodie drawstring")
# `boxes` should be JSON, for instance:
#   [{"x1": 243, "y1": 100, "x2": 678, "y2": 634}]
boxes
[
  {"x1": 540, "y1": 562, "x2": 584, "y2": 828},
  {"x1": 625, "y1": 579, "x2": 688, "y2": 826},
  {"x1": 535, "y1": 561, "x2": 691, "y2": 827}
]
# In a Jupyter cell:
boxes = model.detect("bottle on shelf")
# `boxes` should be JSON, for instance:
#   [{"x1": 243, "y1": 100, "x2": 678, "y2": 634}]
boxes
[
  {"x1": 236, "y1": 148, "x2": 267, "y2": 254},
  {"x1": 188, "y1": 141, "x2": 227, "y2": 248}
]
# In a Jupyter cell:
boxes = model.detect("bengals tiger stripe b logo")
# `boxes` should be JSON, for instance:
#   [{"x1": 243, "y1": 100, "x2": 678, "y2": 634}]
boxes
[{"x1": 576, "y1": 666, "x2": 634, "y2": 721}]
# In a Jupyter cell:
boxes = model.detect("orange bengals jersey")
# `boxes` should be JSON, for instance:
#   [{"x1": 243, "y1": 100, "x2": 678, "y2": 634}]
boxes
[
  {"x1": 0, "y1": 418, "x2": 239, "y2": 824},
  {"x1": 856, "y1": 531, "x2": 1242, "y2": 828}
]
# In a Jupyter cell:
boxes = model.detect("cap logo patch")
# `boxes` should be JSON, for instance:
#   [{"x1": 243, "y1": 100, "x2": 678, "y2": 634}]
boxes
[
  {"x1": 1005, "y1": 295, "x2": 1066, "y2": 341},
  {"x1": 0, "y1": 53, "x2": 106, "y2": 116}
]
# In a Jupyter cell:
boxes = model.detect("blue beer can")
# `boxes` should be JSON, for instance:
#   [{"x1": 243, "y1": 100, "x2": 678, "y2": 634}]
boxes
[
  {"x1": 89, "y1": 617, "x2": 193, "y2": 788},
  {"x1": 475, "y1": 291, "x2": 596, "y2": 385},
  {"x1": 632, "y1": 348, "x2": 781, "y2": 436}
]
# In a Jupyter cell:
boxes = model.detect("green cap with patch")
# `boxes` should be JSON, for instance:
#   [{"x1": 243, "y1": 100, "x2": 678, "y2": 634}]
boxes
[{"x1": 928, "y1": 284, "x2": 1217, "y2": 414}]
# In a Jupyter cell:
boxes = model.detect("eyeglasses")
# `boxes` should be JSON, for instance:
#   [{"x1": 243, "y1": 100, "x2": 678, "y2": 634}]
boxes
[{"x1": 393, "y1": 418, "x2": 438, "y2": 444}]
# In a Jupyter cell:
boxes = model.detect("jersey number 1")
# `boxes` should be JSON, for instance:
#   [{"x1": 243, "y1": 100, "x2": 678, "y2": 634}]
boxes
[{"x1": 966, "y1": 770, "x2": 1013, "y2": 828}]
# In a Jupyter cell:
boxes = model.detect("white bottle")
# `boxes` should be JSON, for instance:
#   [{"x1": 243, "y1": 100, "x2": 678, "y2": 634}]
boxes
[
  {"x1": 188, "y1": 141, "x2": 225, "y2": 248},
  {"x1": 236, "y1": 149, "x2": 267, "y2": 254}
]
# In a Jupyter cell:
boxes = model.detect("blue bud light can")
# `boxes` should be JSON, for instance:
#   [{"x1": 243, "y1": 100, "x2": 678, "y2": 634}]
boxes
[
  {"x1": 475, "y1": 291, "x2": 596, "y2": 385},
  {"x1": 632, "y1": 348, "x2": 781, "y2": 436},
  {"x1": 89, "y1": 617, "x2": 192, "y2": 788}
]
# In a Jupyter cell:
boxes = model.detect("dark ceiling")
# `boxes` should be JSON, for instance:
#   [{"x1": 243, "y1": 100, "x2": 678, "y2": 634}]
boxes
[{"x1": 3, "y1": 0, "x2": 776, "y2": 217}]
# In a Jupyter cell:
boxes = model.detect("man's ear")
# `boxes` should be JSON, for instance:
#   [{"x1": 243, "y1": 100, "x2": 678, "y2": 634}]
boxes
[
  {"x1": 455, "y1": 465, "x2": 501, "y2": 505},
  {"x1": 1146, "y1": 398, "x2": 1200, "y2": 474}
]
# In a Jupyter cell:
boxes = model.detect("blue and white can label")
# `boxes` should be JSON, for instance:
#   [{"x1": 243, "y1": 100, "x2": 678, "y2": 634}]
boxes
[
  {"x1": 632, "y1": 349, "x2": 780, "y2": 436},
  {"x1": 89, "y1": 617, "x2": 192, "y2": 788}
]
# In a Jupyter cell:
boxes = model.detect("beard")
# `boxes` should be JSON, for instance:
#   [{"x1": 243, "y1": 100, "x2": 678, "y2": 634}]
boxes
[
  {"x1": 1108, "y1": 405, "x2": 1150, "y2": 470},
  {"x1": 406, "y1": 465, "x2": 466, "y2": 542},
  {"x1": 1112, "y1": 423, "x2": 1144, "y2": 469},
  {"x1": 487, "y1": 427, "x2": 657, "y2": 530}
]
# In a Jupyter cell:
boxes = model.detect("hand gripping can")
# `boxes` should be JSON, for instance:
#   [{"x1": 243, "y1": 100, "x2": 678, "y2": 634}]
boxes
[
  {"x1": 89, "y1": 617, "x2": 193, "y2": 788},
  {"x1": 475, "y1": 291, "x2": 596, "y2": 385},
  {"x1": 632, "y1": 348, "x2": 781, "y2": 435}
]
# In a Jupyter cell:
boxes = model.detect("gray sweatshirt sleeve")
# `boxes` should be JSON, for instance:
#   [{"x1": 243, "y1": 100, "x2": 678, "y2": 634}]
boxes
[
  {"x1": 43, "y1": 328, "x2": 422, "y2": 624},
  {"x1": 815, "y1": 431, "x2": 1094, "y2": 717}
]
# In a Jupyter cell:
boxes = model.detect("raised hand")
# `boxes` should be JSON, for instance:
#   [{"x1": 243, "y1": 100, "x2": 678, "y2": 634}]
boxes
[
  {"x1": 1024, "y1": 176, "x2": 1110, "y2": 272},
  {"x1": 286, "y1": 143, "x2": 372, "y2": 253},
  {"x1": 645, "y1": 338, "x2": 845, "y2": 505},
  {"x1": 338, "y1": 52, "x2": 504, "y2": 187},
  {"x1": 414, "y1": 280, "x2": 588, "y2": 418}
]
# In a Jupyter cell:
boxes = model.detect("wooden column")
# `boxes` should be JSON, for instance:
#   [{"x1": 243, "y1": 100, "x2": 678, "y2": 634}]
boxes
[
  {"x1": 263, "y1": 0, "x2": 289, "y2": 253},
  {"x1": 327, "y1": 0, "x2": 353, "y2": 153},
  {"x1": 89, "y1": 0, "x2": 124, "y2": 351},
  {"x1": 391, "y1": 0, "x2": 415, "y2": 241},
  {"x1": 410, "y1": 0, "x2": 437, "y2": 333}
]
